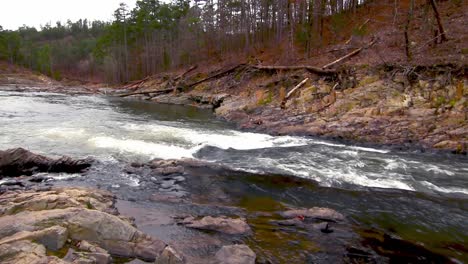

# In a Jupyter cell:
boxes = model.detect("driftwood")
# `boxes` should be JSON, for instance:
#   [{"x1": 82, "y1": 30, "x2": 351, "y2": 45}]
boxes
[
  {"x1": 281, "y1": 78, "x2": 309, "y2": 109},
  {"x1": 117, "y1": 88, "x2": 175, "y2": 97},
  {"x1": 322, "y1": 38, "x2": 377, "y2": 69},
  {"x1": 187, "y1": 64, "x2": 246, "y2": 88},
  {"x1": 253, "y1": 65, "x2": 336, "y2": 75}
]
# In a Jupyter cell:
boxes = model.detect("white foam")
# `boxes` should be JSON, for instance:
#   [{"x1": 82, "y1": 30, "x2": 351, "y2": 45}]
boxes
[
  {"x1": 311, "y1": 140, "x2": 389, "y2": 153},
  {"x1": 89, "y1": 136, "x2": 195, "y2": 159},
  {"x1": 350, "y1": 146, "x2": 390, "y2": 154},
  {"x1": 123, "y1": 123, "x2": 310, "y2": 150},
  {"x1": 50, "y1": 173, "x2": 81, "y2": 180},
  {"x1": 420, "y1": 181, "x2": 468, "y2": 195},
  {"x1": 424, "y1": 165, "x2": 455, "y2": 176},
  {"x1": 41, "y1": 128, "x2": 88, "y2": 139}
]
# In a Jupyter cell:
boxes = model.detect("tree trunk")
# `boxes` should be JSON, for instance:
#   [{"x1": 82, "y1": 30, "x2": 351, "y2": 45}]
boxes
[{"x1": 428, "y1": 0, "x2": 447, "y2": 42}]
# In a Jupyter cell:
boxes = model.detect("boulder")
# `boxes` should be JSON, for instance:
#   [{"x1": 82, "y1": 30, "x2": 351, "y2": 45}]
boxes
[
  {"x1": 0, "y1": 148, "x2": 92, "y2": 177},
  {"x1": 280, "y1": 207, "x2": 345, "y2": 222},
  {"x1": 182, "y1": 216, "x2": 251, "y2": 235},
  {"x1": 215, "y1": 245, "x2": 256, "y2": 264}
]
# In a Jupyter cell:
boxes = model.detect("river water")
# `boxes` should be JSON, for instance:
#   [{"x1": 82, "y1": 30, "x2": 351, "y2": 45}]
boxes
[{"x1": 1, "y1": 90, "x2": 467, "y2": 260}]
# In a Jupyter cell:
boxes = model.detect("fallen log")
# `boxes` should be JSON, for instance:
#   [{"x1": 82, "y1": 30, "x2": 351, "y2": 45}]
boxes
[
  {"x1": 187, "y1": 64, "x2": 246, "y2": 88},
  {"x1": 123, "y1": 76, "x2": 150, "y2": 89},
  {"x1": 322, "y1": 38, "x2": 377, "y2": 69},
  {"x1": 281, "y1": 78, "x2": 309, "y2": 109},
  {"x1": 253, "y1": 65, "x2": 336, "y2": 75},
  {"x1": 117, "y1": 88, "x2": 175, "y2": 97},
  {"x1": 174, "y1": 65, "x2": 198, "y2": 81}
]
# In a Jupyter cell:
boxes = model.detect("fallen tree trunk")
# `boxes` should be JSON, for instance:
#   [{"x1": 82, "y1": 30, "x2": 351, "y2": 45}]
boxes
[
  {"x1": 322, "y1": 38, "x2": 377, "y2": 69},
  {"x1": 253, "y1": 65, "x2": 336, "y2": 75},
  {"x1": 281, "y1": 78, "x2": 309, "y2": 109},
  {"x1": 187, "y1": 64, "x2": 246, "y2": 88},
  {"x1": 174, "y1": 65, "x2": 198, "y2": 81},
  {"x1": 123, "y1": 76, "x2": 150, "y2": 89},
  {"x1": 117, "y1": 88, "x2": 175, "y2": 97}
]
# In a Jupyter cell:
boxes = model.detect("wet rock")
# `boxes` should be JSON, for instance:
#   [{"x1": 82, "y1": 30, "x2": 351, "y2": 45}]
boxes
[
  {"x1": 182, "y1": 216, "x2": 251, "y2": 235},
  {"x1": 215, "y1": 245, "x2": 256, "y2": 264},
  {"x1": 160, "y1": 180, "x2": 176, "y2": 189},
  {"x1": 155, "y1": 166, "x2": 185, "y2": 176},
  {"x1": 280, "y1": 207, "x2": 345, "y2": 222},
  {"x1": 0, "y1": 148, "x2": 92, "y2": 177},
  {"x1": 0, "y1": 187, "x2": 182, "y2": 263}
]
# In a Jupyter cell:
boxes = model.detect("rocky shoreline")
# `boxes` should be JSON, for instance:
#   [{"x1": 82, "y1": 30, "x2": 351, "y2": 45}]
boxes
[
  {"x1": 1, "y1": 148, "x2": 464, "y2": 263},
  {"x1": 1, "y1": 64, "x2": 467, "y2": 154},
  {"x1": 114, "y1": 64, "x2": 467, "y2": 155}
]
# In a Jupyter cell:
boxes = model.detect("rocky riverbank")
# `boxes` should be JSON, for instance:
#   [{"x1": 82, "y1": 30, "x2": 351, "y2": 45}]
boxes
[
  {"x1": 114, "y1": 63, "x2": 468, "y2": 154},
  {"x1": 2, "y1": 148, "x2": 463, "y2": 263},
  {"x1": 1, "y1": 61, "x2": 467, "y2": 154}
]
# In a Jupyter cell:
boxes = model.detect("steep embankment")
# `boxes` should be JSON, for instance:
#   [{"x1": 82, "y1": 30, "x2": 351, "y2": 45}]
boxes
[{"x1": 115, "y1": 0, "x2": 467, "y2": 154}]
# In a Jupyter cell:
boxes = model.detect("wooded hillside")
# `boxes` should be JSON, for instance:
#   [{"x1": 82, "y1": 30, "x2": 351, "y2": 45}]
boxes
[{"x1": 0, "y1": 0, "x2": 465, "y2": 83}]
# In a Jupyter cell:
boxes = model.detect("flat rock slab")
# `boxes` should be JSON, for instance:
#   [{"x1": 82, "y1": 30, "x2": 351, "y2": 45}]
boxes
[
  {"x1": 181, "y1": 216, "x2": 251, "y2": 235},
  {"x1": 0, "y1": 187, "x2": 184, "y2": 263}
]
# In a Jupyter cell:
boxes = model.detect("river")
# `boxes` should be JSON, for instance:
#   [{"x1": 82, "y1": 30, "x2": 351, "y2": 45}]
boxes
[{"x1": 0, "y1": 90, "x2": 467, "y2": 262}]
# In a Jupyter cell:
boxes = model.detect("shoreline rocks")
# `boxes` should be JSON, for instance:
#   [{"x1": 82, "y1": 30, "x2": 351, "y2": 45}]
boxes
[{"x1": 0, "y1": 187, "x2": 184, "y2": 264}]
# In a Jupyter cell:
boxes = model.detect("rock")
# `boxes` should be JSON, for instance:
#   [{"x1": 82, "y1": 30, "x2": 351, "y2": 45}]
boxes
[
  {"x1": 0, "y1": 148, "x2": 92, "y2": 177},
  {"x1": 182, "y1": 216, "x2": 251, "y2": 235},
  {"x1": 156, "y1": 246, "x2": 185, "y2": 264},
  {"x1": 280, "y1": 207, "x2": 345, "y2": 222},
  {"x1": 0, "y1": 240, "x2": 66, "y2": 264},
  {"x1": 64, "y1": 247, "x2": 111, "y2": 264},
  {"x1": 1, "y1": 225, "x2": 68, "y2": 251},
  {"x1": 215, "y1": 245, "x2": 256, "y2": 264},
  {"x1": 155, "y1": 166, "x2": 184, "y2": 176},
  {"x1": 0, "y1": 187, "x2": 181, "y2": 263},
  {"x1": 0, "y1": 187, "x2": 116, "y2": 216}
]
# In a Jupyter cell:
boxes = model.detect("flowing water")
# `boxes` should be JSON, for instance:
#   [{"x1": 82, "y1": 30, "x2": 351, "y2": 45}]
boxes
[{"x1": 1, "y1": 90, "x2": 467, "y2": 260}]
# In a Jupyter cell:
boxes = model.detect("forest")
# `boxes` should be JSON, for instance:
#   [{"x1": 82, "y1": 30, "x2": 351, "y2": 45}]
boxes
[{"x1": 0, "y1": 0, "x2": 453, "y2": 83}]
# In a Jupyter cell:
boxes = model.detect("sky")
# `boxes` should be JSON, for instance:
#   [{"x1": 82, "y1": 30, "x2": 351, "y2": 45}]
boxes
[{"x1": 0, "y1": 0, "x2": 136, "y2": 30}]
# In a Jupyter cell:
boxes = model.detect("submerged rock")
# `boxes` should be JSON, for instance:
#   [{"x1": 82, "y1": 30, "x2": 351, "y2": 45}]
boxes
[
  {"x1": 215, "y1": 245, "x2": 256, "y2": 264},
  {"x1": 0, "y1": 148, "x2": 92, "y2": 177},
  {"x1": 280, "y1": 207, "x2": 345, "y2": 222}
]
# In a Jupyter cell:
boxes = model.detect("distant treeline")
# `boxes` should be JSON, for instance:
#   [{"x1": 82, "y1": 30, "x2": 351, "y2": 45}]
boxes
[{"x1": 0, "y1": 0, "x2": 372, "y2": 83}]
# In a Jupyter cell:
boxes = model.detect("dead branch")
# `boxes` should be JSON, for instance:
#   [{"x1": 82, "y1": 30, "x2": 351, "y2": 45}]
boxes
[
  {"x1": 252, "y1": 65, "x2": 336, "y2": 75},
  {"x1": 117, "y1": 88, "x2": 175, "y2": 97},
  {"x1": 281, "y1": 78, "x2": 309, "y2": 109},
  {"x1": 187, "y1": 64, "x2": 246, "y2": 88},
  {"x1": 322, "y1": 38, "x2": 377, "y2": 69},
  {"x1": 344, "y1": 19, "x2": 371, "y2": 45}
]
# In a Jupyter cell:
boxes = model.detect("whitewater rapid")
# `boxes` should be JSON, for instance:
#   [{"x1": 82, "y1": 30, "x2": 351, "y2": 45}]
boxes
[{"x1": 1, "y1": 90, "x2": 467, "y2": 195}]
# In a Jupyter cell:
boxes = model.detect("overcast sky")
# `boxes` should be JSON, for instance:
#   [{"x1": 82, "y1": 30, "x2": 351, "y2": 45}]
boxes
[{"x1": 0, "y1": 0, "x2": 136, "y2": 30}]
